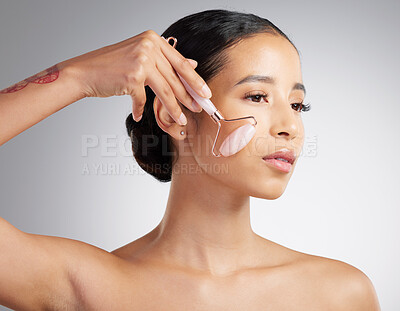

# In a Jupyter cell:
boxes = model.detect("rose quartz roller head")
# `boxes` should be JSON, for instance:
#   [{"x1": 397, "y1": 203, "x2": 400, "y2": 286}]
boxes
[{"x1": 163, "y1": 36, "x2": 257, "y2": 157}]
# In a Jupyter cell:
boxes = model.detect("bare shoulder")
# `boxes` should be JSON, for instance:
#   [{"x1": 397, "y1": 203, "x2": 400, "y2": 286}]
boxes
[
  {"x1": 296, "y1": 252, "x2": 381, "y2": 310},
  {"x1": 110, "y1": 227, "x2": 159, "y2": 260},
  {"x1": 0, "y1": 217, "x2": 128, "y2": 311}
]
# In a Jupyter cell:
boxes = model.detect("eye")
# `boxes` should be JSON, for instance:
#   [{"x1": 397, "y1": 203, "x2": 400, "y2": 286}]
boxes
[
  {"x1": 244, "y1": 91, "x2": 312, "y2": 112},
  {"x1": 244, "y1": 92, "x2": 268, "y2": 103},
  {"x1": 291, "y1": 102, "x2": 311, "y2": 112}
]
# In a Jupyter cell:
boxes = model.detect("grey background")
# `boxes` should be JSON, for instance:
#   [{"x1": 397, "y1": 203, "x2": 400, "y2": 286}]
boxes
[{"x1": 0, "y1": 0, "x2": 398, "y2": 310}]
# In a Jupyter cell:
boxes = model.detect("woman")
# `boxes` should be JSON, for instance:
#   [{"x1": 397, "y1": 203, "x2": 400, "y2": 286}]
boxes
[{"x1": 0, "y1": 9, "x2": 380, "y2": 311}]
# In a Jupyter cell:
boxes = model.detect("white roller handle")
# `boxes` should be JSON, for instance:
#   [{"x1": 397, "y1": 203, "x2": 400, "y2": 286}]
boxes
[{"x1": 176, "y1": 72, "x2": 217, "y2": 116}]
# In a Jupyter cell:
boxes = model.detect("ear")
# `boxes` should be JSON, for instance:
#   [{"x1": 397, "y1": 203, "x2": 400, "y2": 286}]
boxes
[{"x1": 153, "y1": 96, "x2": 186, "y2": 141}]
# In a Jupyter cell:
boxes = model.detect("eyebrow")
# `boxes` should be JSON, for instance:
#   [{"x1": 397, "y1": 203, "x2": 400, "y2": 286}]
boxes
[{"x1": 233, "y1": 75, "x2": 306, "y2": 96}]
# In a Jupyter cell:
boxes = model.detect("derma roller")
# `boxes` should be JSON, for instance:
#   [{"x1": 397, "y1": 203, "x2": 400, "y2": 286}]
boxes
[{"x1": 163, "y1": 36, "x2": 257, "y2": 157}]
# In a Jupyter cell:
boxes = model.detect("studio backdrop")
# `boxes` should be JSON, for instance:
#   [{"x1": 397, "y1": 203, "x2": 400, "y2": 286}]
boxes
[{"x1": 0, "y1": 0, "x2": 398, "y2": 310}]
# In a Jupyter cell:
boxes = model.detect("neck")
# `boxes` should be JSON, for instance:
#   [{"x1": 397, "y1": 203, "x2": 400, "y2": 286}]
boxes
[{"x1": 148, "y1": 159, "x2": 263, "y2": 276}]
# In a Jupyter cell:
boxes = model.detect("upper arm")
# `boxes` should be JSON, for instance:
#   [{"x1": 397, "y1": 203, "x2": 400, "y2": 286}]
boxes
[
  {"x1": 0, "y1": 217, "x2": 78, "y2": 310},
  {"x1": 343, "y1": 270, "x2": 381, "y2": 311},
  {"x1": 330, "y1": 260, "x2": 381, "y2": 311},
  {"x1": 0, "y1": 217, "x2": 118, "y2": 311}
]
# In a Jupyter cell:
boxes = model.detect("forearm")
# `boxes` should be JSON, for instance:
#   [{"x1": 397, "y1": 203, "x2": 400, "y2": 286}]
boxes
[{"x1": 0, "y1": 60, "x2": 84, "y2": 146}]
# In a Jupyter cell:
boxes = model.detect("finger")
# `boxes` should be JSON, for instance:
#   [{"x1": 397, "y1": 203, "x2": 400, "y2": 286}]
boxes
[
  {"x1": 146, "y1": 67, "x2": 187, "y2": 126},
  {"x1": 158, "y1": 37, "x2": 212, "y2": 99},
  {"x1": 186, "y1": 59, "x2": 197, "y2": 68},
  {"x1": 130, "y1": 82, "x2": 147, "y2": 122},
  {"x1": 155, "y1": 53, "x2": 202, "y2": 113}
]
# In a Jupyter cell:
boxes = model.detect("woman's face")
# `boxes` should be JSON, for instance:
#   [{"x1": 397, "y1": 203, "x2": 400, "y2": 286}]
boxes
[{"x1": 184, "y1": 33, "x2": 306, "y2": 200}]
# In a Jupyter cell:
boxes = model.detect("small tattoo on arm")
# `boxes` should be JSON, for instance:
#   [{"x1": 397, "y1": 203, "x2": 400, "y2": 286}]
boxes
[{"x1": 0, "y1": 64, "x2": 59, "y2": 94}]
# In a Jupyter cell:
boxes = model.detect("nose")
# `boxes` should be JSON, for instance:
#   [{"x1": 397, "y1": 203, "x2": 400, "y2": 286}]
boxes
[{"x1": 268, "y1": 100, "x2": 299, "y2": 140}]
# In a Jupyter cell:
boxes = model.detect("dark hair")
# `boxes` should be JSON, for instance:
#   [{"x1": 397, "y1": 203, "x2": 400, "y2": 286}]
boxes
[{"x1": 126, "y1": 9, "x2": 297, "y2": 182}]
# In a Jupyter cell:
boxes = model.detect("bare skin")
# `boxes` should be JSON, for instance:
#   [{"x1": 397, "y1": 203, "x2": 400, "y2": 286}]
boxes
[
  {"x1": 0, "y1": 30, "x2": 380, "y2": 310},
  {"x1": 0, "y1": 30, "x2": 207, "y2": 146}
]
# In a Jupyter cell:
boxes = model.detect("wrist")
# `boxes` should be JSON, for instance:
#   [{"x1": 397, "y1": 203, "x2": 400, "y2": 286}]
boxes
[{"x1": 56, "y1": 59, "x2": 87, "y2": 101}]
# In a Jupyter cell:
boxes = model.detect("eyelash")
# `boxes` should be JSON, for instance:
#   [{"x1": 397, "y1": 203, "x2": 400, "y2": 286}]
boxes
[{"x1": 244, "y1": 92, "x2": 311, "y2": 113}]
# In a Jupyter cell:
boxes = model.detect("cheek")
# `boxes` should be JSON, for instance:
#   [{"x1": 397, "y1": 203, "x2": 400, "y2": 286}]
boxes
[
  {"x1": 189, "y1": 115, "x2": 221, "y2": 166},
  {"x1": 244, "y1": 113, "x2": 272, "y2": 157},
  {"x1": 295, "y1": 118, "x2": 305, "y2": 150},
  {"x1": 190, "y1": 113, "x2": 259, "y2": 159},
  {"x1": 185, "y1": 114, "x2": 294, "y2": 197},
  {"x1": 187, "y1": 115, "x2": 261, "y2": 182}
]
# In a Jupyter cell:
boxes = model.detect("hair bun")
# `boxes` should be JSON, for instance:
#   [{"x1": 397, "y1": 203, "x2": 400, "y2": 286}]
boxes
[{"x1": 126, "y1": 86, "x2": 175, "y2": 182}]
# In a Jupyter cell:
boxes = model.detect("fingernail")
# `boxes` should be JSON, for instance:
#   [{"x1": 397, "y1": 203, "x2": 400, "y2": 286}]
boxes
[
  {"x1": 178, "y1": 112, "x2": 187, "y2": 125},
  {"x1": 187, "y1": 59, "x2": 198, "y2": 67},
  {"x1": 133, "y1": 113, "x2": 142, "y2": 122},
  {"x1": 201, "y1": 84, "x2": 212, "y2": 98},
  {"x1": 191, "y1": 99, "x2": 202, "y2": 112}
]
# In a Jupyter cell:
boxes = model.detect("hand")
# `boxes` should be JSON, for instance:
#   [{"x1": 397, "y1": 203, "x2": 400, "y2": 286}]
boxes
[{"x1": 64, "y1": 29, "x2": 211, "y2": 124}]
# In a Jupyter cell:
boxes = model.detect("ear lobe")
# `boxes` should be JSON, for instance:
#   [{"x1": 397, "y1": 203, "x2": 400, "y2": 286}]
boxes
[{"x1": 153, "y1": 96, "x2": 186, "y2": 140}]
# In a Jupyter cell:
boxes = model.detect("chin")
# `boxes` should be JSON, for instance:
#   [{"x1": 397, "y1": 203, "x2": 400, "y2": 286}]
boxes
[
  {"x1": 252, "y1": 190, "x2": 285, "y2": 200},
  {"x1": 247, "y1": 180, "x2": 288, "y2": 200}
]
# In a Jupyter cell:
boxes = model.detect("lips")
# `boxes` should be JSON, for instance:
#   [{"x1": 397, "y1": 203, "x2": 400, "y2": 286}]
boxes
[
  {"x1": 262, "y1": 149, "x2": 296, "y2": 173},
  {"x1": 263, "y1": 149, "x2": 296, "y2": 164}
]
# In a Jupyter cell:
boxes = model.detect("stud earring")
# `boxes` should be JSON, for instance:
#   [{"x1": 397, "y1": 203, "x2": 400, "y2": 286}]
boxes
[{"x1": 180, "y1": 130, "x2": 185, "y2": 135}]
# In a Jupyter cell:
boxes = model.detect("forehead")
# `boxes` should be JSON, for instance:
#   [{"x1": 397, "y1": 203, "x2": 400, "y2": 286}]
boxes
[{"x1": 214, "y1": 33, "x2": 302, "y2": 87}]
